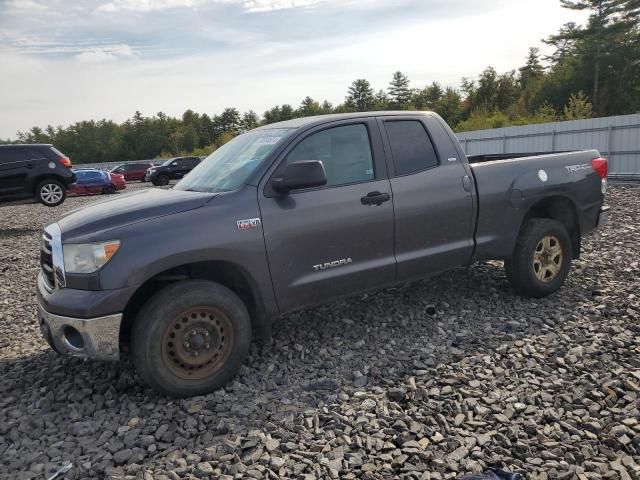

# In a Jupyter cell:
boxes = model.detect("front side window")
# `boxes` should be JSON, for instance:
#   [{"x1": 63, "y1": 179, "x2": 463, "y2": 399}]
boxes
[
  {"x1": 175, "y1": 128, "x2": 292, "y2": 193},
  {"x1": 286, "y1": 124, "x2": 374, "y2": 188},
  {"x1": 385, "y1": 120, "x2": 438, "y2": 176}
]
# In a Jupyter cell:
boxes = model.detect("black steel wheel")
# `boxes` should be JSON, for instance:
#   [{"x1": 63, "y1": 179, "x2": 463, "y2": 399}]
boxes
[{"x1": 131, "y1": 280, "x2": 251, "y2": 397}]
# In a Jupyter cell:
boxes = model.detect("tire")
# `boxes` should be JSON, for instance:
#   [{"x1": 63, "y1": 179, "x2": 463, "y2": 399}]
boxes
[
  {"x1": 131, "y1": 280, "x2": 252, "y2": 397},
  {"x1": 505, "y1": 218, "x2": 573, "y2": 298},
  {"x1": 103, "y1": 184, "x2": 116, "y2": 195},
  {"x1": 35, "y1": 179, "x2": 66, "y2": 207},
  {"x1": 154, "y1": 174, "x2": 169, "y2": 186}
]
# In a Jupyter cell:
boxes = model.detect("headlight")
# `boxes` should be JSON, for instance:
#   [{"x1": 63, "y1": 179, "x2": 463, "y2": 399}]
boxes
[{"x1": 63, "y1": 240, "x2": 121, "y2": 274}]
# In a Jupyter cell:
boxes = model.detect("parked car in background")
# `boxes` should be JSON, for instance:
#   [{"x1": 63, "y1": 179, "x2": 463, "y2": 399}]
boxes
[
  {"x1": 109, "y1": 162, "x2": 154, "y2": 182},
  {"x1": 0, "y1": 144, "x2": 76, "y2": 207},
  {"x1": 69, "y1": 169, "x2": 126, "y2": 196},
  {"x1": 145, "y1": 156, "x2": 201, "y2": 186}
]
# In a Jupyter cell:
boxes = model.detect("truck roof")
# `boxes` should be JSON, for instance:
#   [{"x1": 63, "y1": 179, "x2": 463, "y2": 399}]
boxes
[
  {"x1": 256, "y1": 111, "x2": 435, "y2": 130},
  {"x1": 0, "y1": 144, "x2": 53, "y2": 148}
]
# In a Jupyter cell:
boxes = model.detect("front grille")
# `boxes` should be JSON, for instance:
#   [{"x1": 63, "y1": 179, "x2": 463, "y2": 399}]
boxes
[{"x1": 41, "y1": 231, "x2": 55, "y2": 289}]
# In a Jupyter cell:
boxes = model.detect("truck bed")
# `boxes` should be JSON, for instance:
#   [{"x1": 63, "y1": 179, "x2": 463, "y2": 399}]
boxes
[
  {"x1": 468, "y1": 150, "x2": 604, "y2": 260},
  {"x1": 467, "y1": 152, "x2": 573, "y2": 164}
]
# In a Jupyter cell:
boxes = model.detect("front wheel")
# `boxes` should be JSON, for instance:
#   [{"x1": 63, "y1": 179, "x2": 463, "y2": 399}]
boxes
[
  {"x1": 103, "y1": 184, "x2": 116, "y2": 194},
  {"x1": 131, "y1": 280, "x2": 252, "y2": 397},
  {"x1": 154, "y1": 174, "x2": 169, "y2": 186},
  {"x1": 36, "y1": 179, "x2": 66, "y2": 207},
  {"x1": 505, "y1": 218, "x2": 573, "y2": 298}
]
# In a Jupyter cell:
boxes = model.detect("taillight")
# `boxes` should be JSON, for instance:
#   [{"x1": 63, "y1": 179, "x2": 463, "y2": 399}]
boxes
[
  {"x1": 591, "y1": 157, "x2": 608, "y2": 179},
  {"x1": 58, "y1": 157, "x2": 72, "y2": 168},
  {"x1": 592, "y1": 157, "x2": 608, "y2": 194}
]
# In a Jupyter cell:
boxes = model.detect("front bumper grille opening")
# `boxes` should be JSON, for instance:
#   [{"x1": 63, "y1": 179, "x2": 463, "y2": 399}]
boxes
[{"x1": 41, "y1": 232, "x2": 55, "y2": 289}]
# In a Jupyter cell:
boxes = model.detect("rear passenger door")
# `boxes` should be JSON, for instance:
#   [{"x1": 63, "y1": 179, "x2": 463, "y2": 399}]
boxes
[
  {"x1": 259, "y1": 119, "x2": 395, "y2": 313},
  {"x1": 0, "y1": 147, "x2": 32, "y2": 195},
  {"x1": 379, "y1": 116, "x2": 475, "y2": 280}
]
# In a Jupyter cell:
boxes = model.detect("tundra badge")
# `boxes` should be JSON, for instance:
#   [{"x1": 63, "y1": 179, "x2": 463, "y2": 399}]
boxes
[{"x1": 313, "y1": 258, "x2": 353, "y2": 271}]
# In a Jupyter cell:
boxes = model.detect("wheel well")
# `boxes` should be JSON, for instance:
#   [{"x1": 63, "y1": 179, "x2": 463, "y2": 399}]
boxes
[
  {"x1": 120, "y1": 261, "x2": 266, "y2": 345},
  {"x1": 521, "y1": 196, "x2": 581, "y2": 259},
  {"x1": 30, "y1": 175, "x2": 66, "y2": 193}
]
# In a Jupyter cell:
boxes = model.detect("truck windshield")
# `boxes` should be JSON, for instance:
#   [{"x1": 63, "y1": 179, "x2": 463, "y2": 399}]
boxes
[{"x1": 174, "y1": 128, "x2": 292, "y2": 193}]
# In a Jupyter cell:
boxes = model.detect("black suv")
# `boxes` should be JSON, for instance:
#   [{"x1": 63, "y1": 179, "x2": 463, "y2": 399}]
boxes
[
  {"x1": 0, "y1": 144, "x2": 76, "y2": 207},
  {"x1": 145, "y1": 156, "x2": 201, "y2": 186}
]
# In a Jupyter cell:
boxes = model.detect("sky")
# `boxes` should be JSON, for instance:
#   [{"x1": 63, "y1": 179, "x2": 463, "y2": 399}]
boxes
[{"x1": 0, "y1": 0, "x2": 588, "y2": 139}]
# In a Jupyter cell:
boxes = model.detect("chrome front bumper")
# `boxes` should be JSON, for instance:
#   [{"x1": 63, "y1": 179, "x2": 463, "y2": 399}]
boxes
[{"x1": 38, "y1": 304, "x2": 122, "y2": 361}]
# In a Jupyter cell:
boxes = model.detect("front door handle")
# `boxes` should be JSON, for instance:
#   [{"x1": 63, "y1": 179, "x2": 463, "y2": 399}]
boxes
[{"x1": 361, "y1": 191, "x2": 390, "y2": 206}]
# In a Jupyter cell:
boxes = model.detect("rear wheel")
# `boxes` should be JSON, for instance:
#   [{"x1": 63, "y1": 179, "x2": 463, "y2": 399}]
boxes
[
  {"x1": 35, "y1": 179, "x2": 66, "y2": 207},
  {"x1": 103, "y1": 184, "x2": 116, "y2": 194},
  {"x1": 505, "y1": 218, "x2": 573, "y2": 298},
  {"x1": 131, "y1": 280, "x2": 252, "y2": 397}
]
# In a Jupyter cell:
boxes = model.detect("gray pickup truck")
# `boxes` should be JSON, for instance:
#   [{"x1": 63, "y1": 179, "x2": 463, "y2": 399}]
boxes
[{"x1": 37, "y1": 112, "x2": 609, "y2": 397}]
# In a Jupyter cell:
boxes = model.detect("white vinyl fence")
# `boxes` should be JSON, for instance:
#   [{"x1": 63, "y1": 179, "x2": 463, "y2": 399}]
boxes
[{"x1": 456, "y1": 113, "x2": 640, "y2": 180}]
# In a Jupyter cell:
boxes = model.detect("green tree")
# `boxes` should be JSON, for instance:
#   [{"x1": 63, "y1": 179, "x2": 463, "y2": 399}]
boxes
[
  {"x1": 553, "y1": 0, "x2": 633, "y2": 113},
  {"x1": 563, "y1": 91, "x2": 594, "y2": 119},
  {"x1": 345, "y1": 79, "x2": 375, "y2": 111},
  {"x1": 298, "y1": 96, "x2": 324, "y2": 116},
  {"x1": 241, "y1": 110, "x2": 259, "y2": 131},
  {"x1": 519, "y1": 48, "x2": 545, "y2": 89},
  {"x1": 412, "y1": 82, "x2": 444, "y2": 110},
  {"x1": 388, "y1": 71, "x2": 412, "y2": 109},
  {"x1": 373, "y1": 90, "x2": 390, "y2": 110},
  {"x1": 434, "y1": 87, "x2": 464, "y2": 126}
]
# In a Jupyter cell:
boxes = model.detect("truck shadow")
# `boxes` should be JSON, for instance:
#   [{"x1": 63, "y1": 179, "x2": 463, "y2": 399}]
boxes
[{"x1": 0, "y1": 261, "x2": 591, "y2": 477}]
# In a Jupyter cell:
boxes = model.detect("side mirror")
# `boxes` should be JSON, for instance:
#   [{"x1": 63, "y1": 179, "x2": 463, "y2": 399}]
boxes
[{"x1": 271, "y1": 160, "x2": 327, "y2": 194}]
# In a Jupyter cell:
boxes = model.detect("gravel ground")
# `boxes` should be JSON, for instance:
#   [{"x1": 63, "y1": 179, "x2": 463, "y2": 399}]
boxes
[{"x1": 1, "y1": 184, "x2": 639, "y2": 480}]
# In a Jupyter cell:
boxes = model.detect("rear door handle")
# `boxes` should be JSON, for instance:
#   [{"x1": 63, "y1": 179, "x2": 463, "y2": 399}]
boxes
[
  {"x1": 361, "y1": 191, "x2": 391, "y2": 206},
  {"x1": 462, "y1": 175, "x2": 472, "y2": 192}
]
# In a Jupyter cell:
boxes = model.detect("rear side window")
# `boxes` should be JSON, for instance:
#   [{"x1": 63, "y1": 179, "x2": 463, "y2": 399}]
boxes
[
  {"x1": 385, "y1": 120, "x2": 438, "y2": 175},
  {"x1": 0, "y1": 148, "x2": 27, "y2": 163},
  {"x1": 286, "y1": 124, "x2": 374, "y2": 188},
  {"x1": 49, "y1": 146, "x2": 66, "y2": 159}
]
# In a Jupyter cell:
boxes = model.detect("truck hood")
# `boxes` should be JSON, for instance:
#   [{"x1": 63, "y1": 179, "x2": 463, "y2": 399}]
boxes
[{"x1": 56, "y1": 188, "x2": 215, "y2": 240}]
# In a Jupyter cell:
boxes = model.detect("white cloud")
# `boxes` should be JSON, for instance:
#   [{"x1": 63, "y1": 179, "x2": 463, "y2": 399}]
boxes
[
  {"x1": 74, "y1": 44, "x2": 136, "y2": 62},
  {"x1": 4, "y1": 0, "x2": 50, "y2": 12},
  {"x1": 96, "y1": 0, "x2": 328, "y2": 13},
  {"x1": 241, "y1": 0, "x2": 325, "y2": 12},
  {"x1": 0, "y1": 0, "x2": 591, "y2": 138}
]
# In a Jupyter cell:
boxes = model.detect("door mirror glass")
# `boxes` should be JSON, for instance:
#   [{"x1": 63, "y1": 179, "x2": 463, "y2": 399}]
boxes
[
  {"x1": 271, "y1": 160, "x2": 327, "y2": 193},
  {"x1": 171, "y1": 162, "x2": 178, "y2": 167}
]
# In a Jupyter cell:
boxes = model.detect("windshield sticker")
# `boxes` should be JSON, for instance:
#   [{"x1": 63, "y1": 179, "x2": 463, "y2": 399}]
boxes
[{"x1": 255, "y1": 137, "x2": 282, "y2": 145}]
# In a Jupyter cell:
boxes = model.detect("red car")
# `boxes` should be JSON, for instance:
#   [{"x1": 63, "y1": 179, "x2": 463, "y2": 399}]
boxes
[
  {"x1": 109, "y1": 162, "x2": 154, "y2": 182},
  {"x1": 69, "y1": 170, "x2": 126, "y2": 195}
]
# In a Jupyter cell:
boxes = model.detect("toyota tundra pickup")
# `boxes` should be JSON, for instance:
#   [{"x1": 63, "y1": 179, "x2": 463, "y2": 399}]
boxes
[{"x1": 36, "y1": 112, "x2": 610, "y2": 397}]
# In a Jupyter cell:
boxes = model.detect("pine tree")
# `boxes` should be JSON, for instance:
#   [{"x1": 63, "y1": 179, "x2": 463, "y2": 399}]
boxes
[
  {"x1": 345, "y1": 79, "x2": 375, "y2": 112},
  {"x1": 519, "y1": 48, "x2": 545, "y2": 88},
  {"x1": 387, "y1": 71, "x2": 412, "y2": 109},
  {"x1": 555, "y1": 0, "x2": 629, "y2": 113}
]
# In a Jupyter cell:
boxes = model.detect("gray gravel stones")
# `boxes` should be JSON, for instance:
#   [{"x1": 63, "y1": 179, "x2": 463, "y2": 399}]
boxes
[{"x1": 1, "y1": 184, "x2": 639, "y2": 479}]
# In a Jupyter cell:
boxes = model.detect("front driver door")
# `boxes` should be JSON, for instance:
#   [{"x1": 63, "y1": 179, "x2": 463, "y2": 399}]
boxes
[{"x1": 258, "y1": 119, "x2": 395, "y2": 313}]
